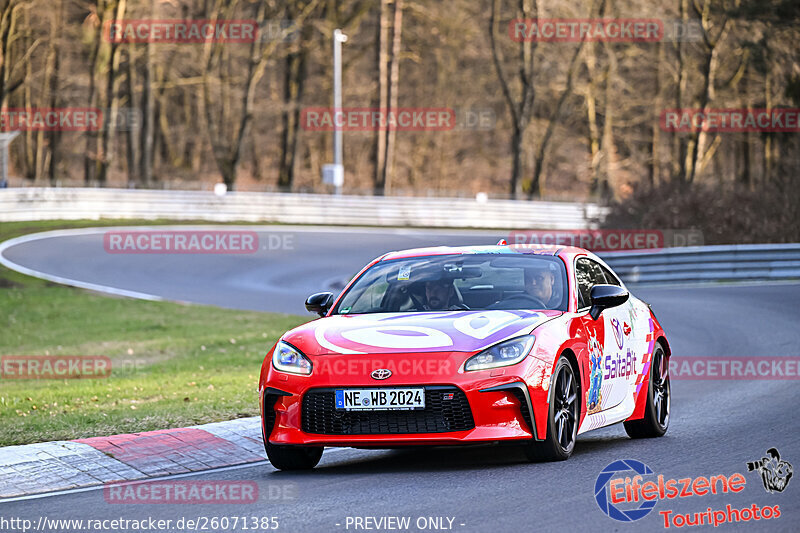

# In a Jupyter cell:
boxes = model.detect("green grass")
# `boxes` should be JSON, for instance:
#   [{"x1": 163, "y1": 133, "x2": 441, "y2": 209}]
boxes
[{"x1": 0, "y1": 219, "x2": 307, "y2": 446}]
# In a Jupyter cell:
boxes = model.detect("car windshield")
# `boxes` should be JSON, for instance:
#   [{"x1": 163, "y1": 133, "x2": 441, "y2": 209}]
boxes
[{"x1": 333, "y1": 254, "x2": 568, "y2": 314}]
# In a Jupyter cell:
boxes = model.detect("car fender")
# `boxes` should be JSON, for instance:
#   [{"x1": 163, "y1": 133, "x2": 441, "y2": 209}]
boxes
[
  {"x1": 525, "y1": 314, "x2": 586, "y2": 439},
  {"x1": 626, "y1": 307, "x2": 671, "y2": 422}
]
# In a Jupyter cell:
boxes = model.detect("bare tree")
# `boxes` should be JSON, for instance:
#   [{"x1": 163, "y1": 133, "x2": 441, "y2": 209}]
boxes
[
  {"x1": 0, "y1": 0, "x2": 26, "y2": 107},
  {"x1": 380, "y1": 0, "x2": 403, "y2": 194},
  {"x1": 684, "y1": 0, "x2": 729, "y2": 185},
  {"x1": 202, "y1": 0, "x2": 319, "y2": 189},
  {"x1": 488, "y1": 0, "x2": 537, "y2": 199},
  {"x1": 97, "y1": 0, "x2": 127, "y2": 185}
]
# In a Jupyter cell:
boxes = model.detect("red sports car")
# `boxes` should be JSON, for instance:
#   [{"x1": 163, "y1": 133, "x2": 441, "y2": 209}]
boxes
[{"x1": 258, "y1": 243, "x2": 671, "y2": 470}]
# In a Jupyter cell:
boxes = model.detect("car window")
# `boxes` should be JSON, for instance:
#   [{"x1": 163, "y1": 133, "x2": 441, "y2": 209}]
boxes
[
  {"x1": 598, "y1": 263, "x2": 621, "y2": 286},
  {"x1": 575, "y1": 258, "x2": 608, "y2": 309},
  {"x1": 575, "y1": 259, "x2": 593, "y2": 309},
  {"x1": 334, "y1": 254, "x2": 569, "y2": 313}
]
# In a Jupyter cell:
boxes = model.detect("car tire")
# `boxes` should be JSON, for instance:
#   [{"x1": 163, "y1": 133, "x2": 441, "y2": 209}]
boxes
[
  {"x1": 265, "y1": 442, "x2": 323, "y2": 470},
  {"x1": 523, "y1": 356, "x2": 579, "y2": 462},
  {"x1": 624, "y1": 341, "x2": 670, "y2": 438}
]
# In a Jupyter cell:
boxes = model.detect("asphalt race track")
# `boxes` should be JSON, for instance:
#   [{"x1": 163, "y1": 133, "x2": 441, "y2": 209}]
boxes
[{"x1": 1, "y1": 226, "x2": 798, "y2": 532}]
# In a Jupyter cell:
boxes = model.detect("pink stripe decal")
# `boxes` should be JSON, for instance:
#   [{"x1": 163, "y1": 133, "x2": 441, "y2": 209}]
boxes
[{"x1": 634, "y1": 319, "x2": 656, "y2": 398}]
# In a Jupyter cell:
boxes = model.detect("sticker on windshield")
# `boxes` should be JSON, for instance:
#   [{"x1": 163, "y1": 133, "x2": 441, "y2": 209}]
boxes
[{"x1": 397, "y1": 265, "x2": 411, "y2": 281}]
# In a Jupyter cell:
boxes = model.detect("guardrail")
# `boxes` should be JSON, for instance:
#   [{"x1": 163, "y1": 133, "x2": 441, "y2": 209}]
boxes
[
  {"x1": 601, "y1": 244, "x2": 800, "y2": 285},
  {"x1": 0, "y1": 187, "x2": 605, "y2": 230}
]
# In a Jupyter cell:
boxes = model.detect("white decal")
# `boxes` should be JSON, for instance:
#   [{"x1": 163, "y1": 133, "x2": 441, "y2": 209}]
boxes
[
  {"x1": 315, "y1": 319, "x2": 365, "y2": 354},
  {"x1": 340, "y1": 326, "x2": 453, "y2": 350},
  {"x1": 452, "y1": 311, "x2": 528, "y2": 339}
]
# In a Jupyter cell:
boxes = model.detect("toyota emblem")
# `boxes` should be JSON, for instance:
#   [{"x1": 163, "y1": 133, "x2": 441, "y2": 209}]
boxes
[{"x1": 371, "y1": 368, "x2": 392, "y2": 380}]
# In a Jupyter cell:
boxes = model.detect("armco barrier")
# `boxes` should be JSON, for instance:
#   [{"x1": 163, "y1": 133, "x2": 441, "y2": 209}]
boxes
[
  {"x1": 0, "y1": 187, "x2": 605, "y2": 229},
  {"x1": 601, "y1": 244, "x2": 800, "y2": 285}
]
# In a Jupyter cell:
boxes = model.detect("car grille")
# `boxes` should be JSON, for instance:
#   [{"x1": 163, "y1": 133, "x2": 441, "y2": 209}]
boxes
[
  {"x1": 301, "y1": 386, "x2": 474, "y2": 435},
  {"x1": 262, "y1": 394, "x2": 280, "y2": 439},
  {"x1": 508, "y1": 388, "x2": 534, "y2": 433}
]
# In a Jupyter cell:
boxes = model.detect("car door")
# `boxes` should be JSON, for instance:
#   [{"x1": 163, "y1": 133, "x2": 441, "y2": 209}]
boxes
[
  {"x1": 576, "y1": 257, "x2": 633, "y2": 414},
  {"x1": 597, "y1": 260, "x2": 653, "y2": 409}
]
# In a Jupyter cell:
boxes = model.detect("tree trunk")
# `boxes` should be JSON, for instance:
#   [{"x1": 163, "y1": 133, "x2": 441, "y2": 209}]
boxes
[
  {"x1": 763, "y1": 46, "x2": 774, "y2": 184},
  {"x1": 98, "y1": 0, "x2": 127, "y2": 186},
  {"x1": 649, "y1": 41, "x2": 664, "y2": 187},
  {"x1": 672, "y1": 0, "x2": 689, "y2": 185},
  {"x1": 685, "y1": 0, "x2": 728, "y2": 185},
  {"x1": 489, "y1": 0, "x2": 538, "y2": 199},
  {"x1": 381, "y1": 0, "x2": 403, "y2": 195},
  {"x1": 373, "y1": 0, "x2": 390, "y2": 194},
  {"x1": 585, "y1": 36, "x2": 603, "y2": 194},
  {"x1": 44, "y1": 0, "x2": 62, "y2": 185},
  {"x1": 124, "y1": 46, "x2": 139, "y2": 187},
  {"x1": 278, "y1": 48, "x2": 307, "y2": 191},
  {"x1": 0, "y1": 1, "x2": 24, "y2": 109},
  {"x1": 84, "y1": 0, "x2": 104, "y2": 185},
  {"x1": 21, "y1": 7, "x2": 35, "y2": 180}
]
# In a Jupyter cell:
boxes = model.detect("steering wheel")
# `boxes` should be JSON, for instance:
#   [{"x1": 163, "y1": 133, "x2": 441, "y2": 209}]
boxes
[
  {"x1": 494, "y1": 293, "x2": 547, "y2": 310},
  {"x1": 448, "y1": 303, "x2": 470, "y2": 311},
  {"x1": 400, "y1": 285, "x2": 429, "y2": 311}
]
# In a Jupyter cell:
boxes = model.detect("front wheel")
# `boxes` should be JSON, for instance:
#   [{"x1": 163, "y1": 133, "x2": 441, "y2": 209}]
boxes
[
  {"x1": 624, "y1": 342, "x2": 670, "y2": 438},
  {"x1": 523, "y1": 356, "x2": 579, "y2": 462},
  {"x1": 265, "y1": 442, "x2": 323, "y2": 470}
]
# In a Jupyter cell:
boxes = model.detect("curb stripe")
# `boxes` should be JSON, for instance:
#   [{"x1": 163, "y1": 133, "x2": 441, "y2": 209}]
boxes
[{"x1": 75, "y1": 427, "x2": 263, "y2": 477}]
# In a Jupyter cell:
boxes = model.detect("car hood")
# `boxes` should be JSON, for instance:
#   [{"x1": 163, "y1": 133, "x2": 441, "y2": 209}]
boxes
[{"x1": 282, "y1": 309, "x2": 561, "y2": 355}]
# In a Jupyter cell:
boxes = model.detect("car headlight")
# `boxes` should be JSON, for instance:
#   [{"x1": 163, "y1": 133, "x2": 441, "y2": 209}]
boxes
[
  {"x1": 464, "y1": 335, "x2": 535, "y2": 371},
  {"x1": 272, "y1": 341, "x2": 313, "y2": 375}
]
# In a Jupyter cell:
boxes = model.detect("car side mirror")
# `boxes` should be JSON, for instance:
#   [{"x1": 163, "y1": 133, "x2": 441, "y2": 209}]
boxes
[
  {"x1": 305, "y1": 292, "x2": 334, "y2": 317},
  {"x1": 589, "y1": 284, "x2": 629, "y2": 320}
]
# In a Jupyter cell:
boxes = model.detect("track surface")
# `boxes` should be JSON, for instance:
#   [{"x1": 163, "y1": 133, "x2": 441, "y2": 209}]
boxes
[{"x1": 1, "y1": 227, "x2": 798, "y2": 532}]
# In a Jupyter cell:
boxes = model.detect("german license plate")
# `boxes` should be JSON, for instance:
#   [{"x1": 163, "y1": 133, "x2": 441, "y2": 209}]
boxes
[{"x1": 335, "y1": 388, "x2": 425, "y2": 411}]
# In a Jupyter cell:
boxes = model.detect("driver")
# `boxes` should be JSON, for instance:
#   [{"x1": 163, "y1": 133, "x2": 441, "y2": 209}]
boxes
[
  {"x1": 422, "y1": 278, "x2": 459, "y2": 310},
  {"x1": 523, "y1": 263, "x2": 559, "y2": 309}
]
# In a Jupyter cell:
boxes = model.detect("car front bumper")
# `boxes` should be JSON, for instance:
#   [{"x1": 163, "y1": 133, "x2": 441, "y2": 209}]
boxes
[{"x1": 259, "y1": 351, "x2": 554, "y2": 447}]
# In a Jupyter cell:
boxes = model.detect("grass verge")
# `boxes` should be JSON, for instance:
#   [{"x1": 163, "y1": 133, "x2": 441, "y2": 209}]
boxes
[{"x1": 0, "y1": 219, "x2": 306, "y2": 446}]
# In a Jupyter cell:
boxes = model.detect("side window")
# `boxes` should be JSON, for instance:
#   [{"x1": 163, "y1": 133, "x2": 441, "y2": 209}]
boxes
[
  {"x1": 576, "y1": 258, "x2": 609, "y2": 309},
  {"x1": 575, "y1": 259, "x2": 594, "y2": 309},
  {"x1": 598, "y1": 263, "x2": 621, "y2": 287}
]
